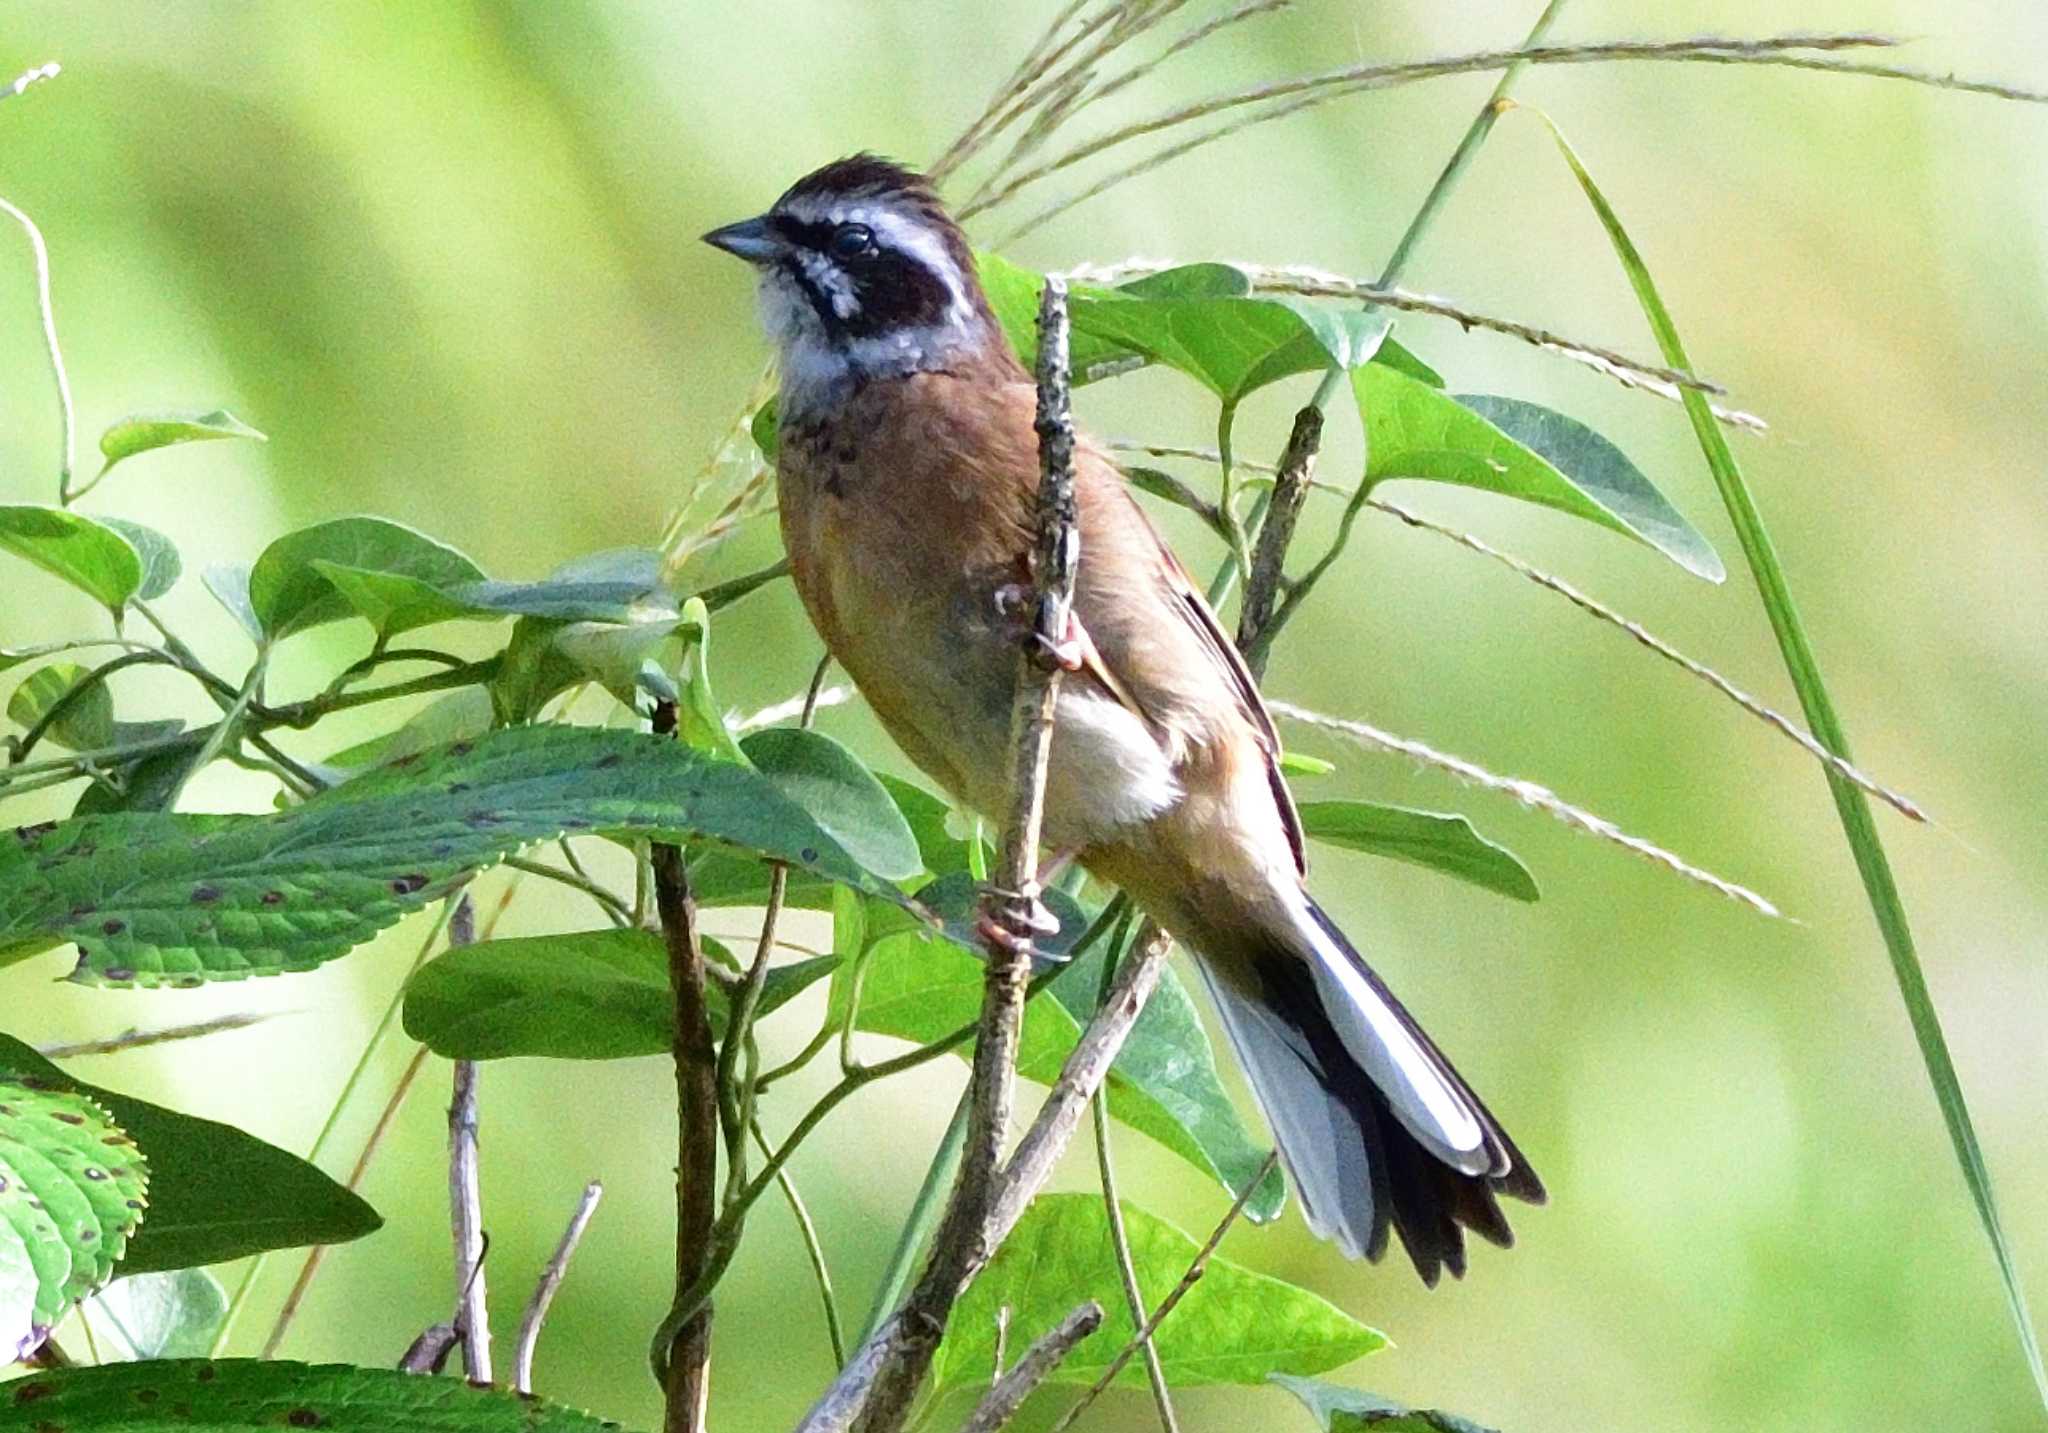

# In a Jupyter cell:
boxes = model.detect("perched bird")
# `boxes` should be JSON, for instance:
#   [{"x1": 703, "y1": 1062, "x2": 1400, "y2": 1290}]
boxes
[{"x1": 704, "y1": 154, "x2": 1543, "y2": 1283}]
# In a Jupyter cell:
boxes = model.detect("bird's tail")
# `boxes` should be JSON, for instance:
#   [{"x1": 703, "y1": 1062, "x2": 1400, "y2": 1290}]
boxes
[{"x1": 1191, "y1": 892, "x2": 1544, "y2": 1284}]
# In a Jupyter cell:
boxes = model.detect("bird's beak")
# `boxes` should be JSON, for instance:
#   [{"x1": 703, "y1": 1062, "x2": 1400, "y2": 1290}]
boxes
[{"x1": 701, "y1": 215, "x2": 782, "y2": 264}]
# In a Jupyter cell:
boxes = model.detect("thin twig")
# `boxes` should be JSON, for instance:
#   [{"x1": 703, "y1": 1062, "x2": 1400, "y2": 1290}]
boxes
[
  {"x1": 649, "y1": 699, "x2": 719, "y2": 1433},
  {"x1": 1269, "y1": 699, "x2": 1784, "y2": 917},
  {"x1": 753, "y1": 1121, "x2": 847, "y2": 1368},
  {"x1": 1092, "y1": 1092, "x2": 1177, "y2": 1432},
  {"x1": 447, "y1": 894, "x2": 491, "y2": 1387},
  {"x1": 964, "y1": 1302, "x2": 1106, "y2": 1433},
  {"x1": 37, "y1": 1012, "x2": 271, "y2": 1059},
  {"x1": 1047, "y1": 1150, "x2": 1280, "y2": 1433},
  {"x1": 513, "y1": 1180, "x2": 603, "y2": 1396},
  {"x1": 731, "y1": 684, "x2": 852, "y2": 735},
  {"x1": 1365, "y1": 495, "x2": 1928, "y2": 822},
  {"x1": 0, "y1": 193, "x2": 75, "y2": 500},
  {"x1": 1235, "y1": 404, "x2": 1321, "y2": 677}
]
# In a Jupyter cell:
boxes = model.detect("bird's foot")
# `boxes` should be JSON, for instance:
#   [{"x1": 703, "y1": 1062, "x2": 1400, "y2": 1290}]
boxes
[
  {"x1": 975, "y1": 880, "x2": 1062, "y2": 958},
  {"x1": 993, "y1": 582, "x2": 1085, "y2": 673}
]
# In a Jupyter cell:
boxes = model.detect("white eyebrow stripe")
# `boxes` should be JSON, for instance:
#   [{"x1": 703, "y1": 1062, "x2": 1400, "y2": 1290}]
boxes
[{"x1": 775, "y1": 194, "x2": 974, "y2": 329}]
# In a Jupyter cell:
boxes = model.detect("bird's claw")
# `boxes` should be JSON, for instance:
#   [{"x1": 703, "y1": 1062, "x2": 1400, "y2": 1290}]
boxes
[
  {"x1": 993, "y1": 582, "x2": 1085, "y2": 673},
  {"x1": 976, "y1": 883, "x2": 1062, "y2": 958}
]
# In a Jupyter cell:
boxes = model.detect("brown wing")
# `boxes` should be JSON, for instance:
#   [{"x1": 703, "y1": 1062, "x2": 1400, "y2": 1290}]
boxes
[{"x1": 1063, "y1": 437, "x2": 1308, "y2": 875}]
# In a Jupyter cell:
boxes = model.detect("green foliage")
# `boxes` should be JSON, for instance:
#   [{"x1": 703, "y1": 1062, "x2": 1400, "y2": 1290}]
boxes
[
  {"x1": 0, "y1": 1071, "x2": 146, "y2": 1357},
  {"x1": 1271, "y1": 1374, "x2": 1499, "y2": 1433},
  {"x1": 249, "y1": 517, "x2": 485, "y2": 640},
  {"x1": 0, "y1": 1360, "x2": 633, "y2": 1432},
  {"x1": 1297, "y1": 801, "x2": 1538, "y2": 901},
  {"x1": 1355, "y1": 365, "x2": 1721, "y2": 580},
  {"x1": 82, "y1": 1270, "x2": 230, "y2": 1362},
  {"x1": 0, "y1": 505, "x2": 148, "y2": 617},
  {"x1": 401, "y1": 929, "x2": 837, "y2": 1060},
  {"x1": 0, "y1": 1036, "x2": 379, "y2": 1275},
  {"x1": 932, "y1": 1194, "x2": 1384, "y2": 1391},
  {"x1": 0, "y1": 725, "x2": 910, "y2": 986},
  {"x1": 96, "y1": 409, "x2": 265, "y2": 478}
]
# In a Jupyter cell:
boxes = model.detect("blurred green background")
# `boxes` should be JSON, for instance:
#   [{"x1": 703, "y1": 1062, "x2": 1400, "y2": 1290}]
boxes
[{"x1": 6, "y1": 2, "x2": 2047, "y2": 1429}]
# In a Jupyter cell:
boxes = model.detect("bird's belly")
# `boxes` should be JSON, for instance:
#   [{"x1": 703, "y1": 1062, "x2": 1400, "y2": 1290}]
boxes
[{"x1": 788, "y1": 501, "x2": 1178, "y2": 851}]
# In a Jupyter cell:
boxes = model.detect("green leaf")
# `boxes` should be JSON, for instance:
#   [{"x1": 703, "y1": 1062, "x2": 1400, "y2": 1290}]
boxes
[
  {"x1": 847, "y1": 914, "x2": 1283, "y2": 1220},
  {"x1": 976, "y1": 251, "x2": 1440, "y2": 393},
  {"x1": 100, "y1": 519, "x2": 183, "y2": 600},
  {"x1": 933, "y1": 1195, "x2": 1383, "y2": 1391},
  {"x1": 1270, "y1": 1374, "x2": 1498, "y2": 1433},
  {"x1": 1355, "y1": 364, "x2": 1720, "y2": 580},
  {"x1": 742, "y1": 728, "x2": 921, "y2": 883},
  {"x1": 401, "y1": 928, "x2": 836, "y2": 1060},
  {"x1": 0, "y1": 1359, "x2": 634, "y2": 1432},
  {"x1": 450, "y1": 547, "x2": 674, "y2": 623},
  {"x1": 751, "y1": 400, "x2": 780, "y2": 463},
  {"x1": 1278, "y1": 750, "x2": 1335, "y2": 777},
  {"x1": 0, "y1": 725, "x2": 912, "y2": 986},
  {"x1": 1457, "y1": 394, "x2": 1725, "y2": 582},
  {"x1": 249, "y1": 517, "x2": 485, "y2": 640},
  {"x1": 1297, "y1": 801, "x2": 1538, "y2": 901},
  {"x1": 83, "y1": 1269, "x2": 229, "y2": 1362},
  {"x1": 73, "y1": 743, "x2": 205, "y2": 817},
  {"x1": 97, "y1": 409, "x2": 266, "y2": 474},
  {"x1": 670, "y1": 598, "x2": 748, "y2": 764},
  {"x1": 1533, "y1": 108, "x2": 2048, "y2": 1409},
  {"x1": 0, "y1": 1036, "x2": 379, "y2": 1274},
  {"x1": 201, "y1": 565, "x2": 263, "y2": 644},
  {"x1": 9, "y1": 663, "x2": 115, "y2": 751},
  {"x1": 876, "y1": 774, "x2": 982, "y2": 880},
  {"x1": 0, "y1": 505, "x2": 144, "y2": 615},
  {"x1": 0, "y1": 1071, "x2": 148, "y2": 1357},
  {"x1": 320, "y1": 689, "x2": 494, "y2": 772},
  {"x1": 308, "y1": 565, "x2": 488, "y2": 640}
]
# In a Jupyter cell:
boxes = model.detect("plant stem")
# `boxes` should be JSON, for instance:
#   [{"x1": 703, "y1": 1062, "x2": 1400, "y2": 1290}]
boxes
[
  {"x1": 650, "y1": 698, "x2": 719, "y2": 1432},
  {"x1": 859, "y1": 1090, "x2": 970, "y2": 1345}
]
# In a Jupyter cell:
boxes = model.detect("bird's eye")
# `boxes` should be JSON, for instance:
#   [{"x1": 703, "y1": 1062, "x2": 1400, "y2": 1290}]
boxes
[{"x1": 826, "y1": 223, "x2": 875, "y2": 261}]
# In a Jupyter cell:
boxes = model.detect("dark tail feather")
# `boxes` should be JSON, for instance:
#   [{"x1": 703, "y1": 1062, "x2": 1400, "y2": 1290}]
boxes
[{"x1": 1194, "y1": 895, "x2": 1543, "y2": 1285}]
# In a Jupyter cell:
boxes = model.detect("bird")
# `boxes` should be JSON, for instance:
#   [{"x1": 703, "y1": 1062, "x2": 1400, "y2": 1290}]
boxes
[{"x1": 703, "y1": 154, "x2": 1543, "y2": 1283}]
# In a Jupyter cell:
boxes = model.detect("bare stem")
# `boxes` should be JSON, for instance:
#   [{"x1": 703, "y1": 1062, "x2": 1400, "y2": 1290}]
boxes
[
  {"x1": 513, "y1": 1180, "x2": 604, "y2": 1396},
  {"x1": 0, "y1": 193, "x2": 75, "y2": 500},
  {"x1": 963, "y1": 1302, "x2": 1105, "y2": 1433},
  {"x1": 1092, "y1": 1091, "x2": 1176, "y2": 1432},
  {"x1": 651, "y1": 699, "x2": 719, "y2": 1433},
  {"x1": 447, "y1": 896, "x2": 491, "y2": 1387},
  {"x1": 1046, "y1": 1150, "x2": 1279, "y2": 1433}
]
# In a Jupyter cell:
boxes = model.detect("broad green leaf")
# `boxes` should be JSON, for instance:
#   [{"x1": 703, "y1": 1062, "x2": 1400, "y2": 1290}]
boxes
[
  {"x1": 1457, "y1": 394, "x2": 1725, "y2": 582},
  {"x1": 1116, "y1": 262, "x2": 1255, "y2": 300},
  {"x1": 1355, "y1": 364, "x2": 1720, "y2": 580},
  {"x1": 249, "y1": 517, "x2": 485, "y2": 639},
  {"x1": 1297, "y1": 801, "x2": 1538, "y2": 901},
  {"x1": 0, "y1": 1072, "x2": 147, "y2": 1357},
  {"x1": 450, "y1": 546, "x2": 674, "y2": 623},
  {"x1": 201, "y1": 564, "x2": 262, "y2": 644},
  {"x1": 1053, "y1": 939, "x2": 1287, "y2": 1221},
  {"x1": 875, "y1": 774, "x2": 983, "y2": 880},
  {"x1": 308, "y1": 564, "x2": 488, "y2": 640},
  {"x1": 934, "y1": 1195, "x2": 1383, "y2": 1390},
  {"x1": 321, "y1": 689, "x2": 494, "y2": 772},
  {"x1": 84, "y1": 1269, "x2": 229, "y2": 1361},
  {"x1": 0, "y1": 725, "x2": 911, "y2": 986},
  {"x1": 97, "y1": 409, "x2": 266, "y2": 474},
  {"x1": 0, "y1": 1359, "x2": 633, "y2": 1432},
  {"x1": 974, "y1": 252, "x2": 1139, "y2": 383},
  {"x1": 100, "y1": 519, "x2": 183, "y2": 600},
  {"x1": 1533, "y1": 108, "x2": 2048, "y2": 1409},
  {"x1": 401, "y1": 928, "x2": 835, "y2": 1060},
  {"x1": 0, "y1": 505, "x2": 143, "y2": 614},
  {"x1": 0, "y1": 1034, "x2": 380, "y2": 1272},
  {"x1": 487, "y1": 616, "x2": 583, "y2": 725},
  {"x1": 847, "y1": 918, "x2": 1283, "y2": 1220},
  {"x1": 1271, "y1": 1374, "x2": 1498, "y2": 1433},
  {"x1": 10, "y1": 663, "x2": 114, "y2": 751},
  {"x1": 742, "y1": 728, "x2": 921, "y2": 882}
]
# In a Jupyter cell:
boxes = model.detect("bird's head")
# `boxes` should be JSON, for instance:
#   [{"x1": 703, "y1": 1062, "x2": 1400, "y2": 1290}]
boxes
[{"x1": 703, "y1": 154, "x2": 1010, "y2": 413}]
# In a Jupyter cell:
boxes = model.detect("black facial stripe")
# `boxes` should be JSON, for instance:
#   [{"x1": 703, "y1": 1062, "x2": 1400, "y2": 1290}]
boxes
[{"x1": 768, "y1": 215, "x2": 958, "y2": 343}]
